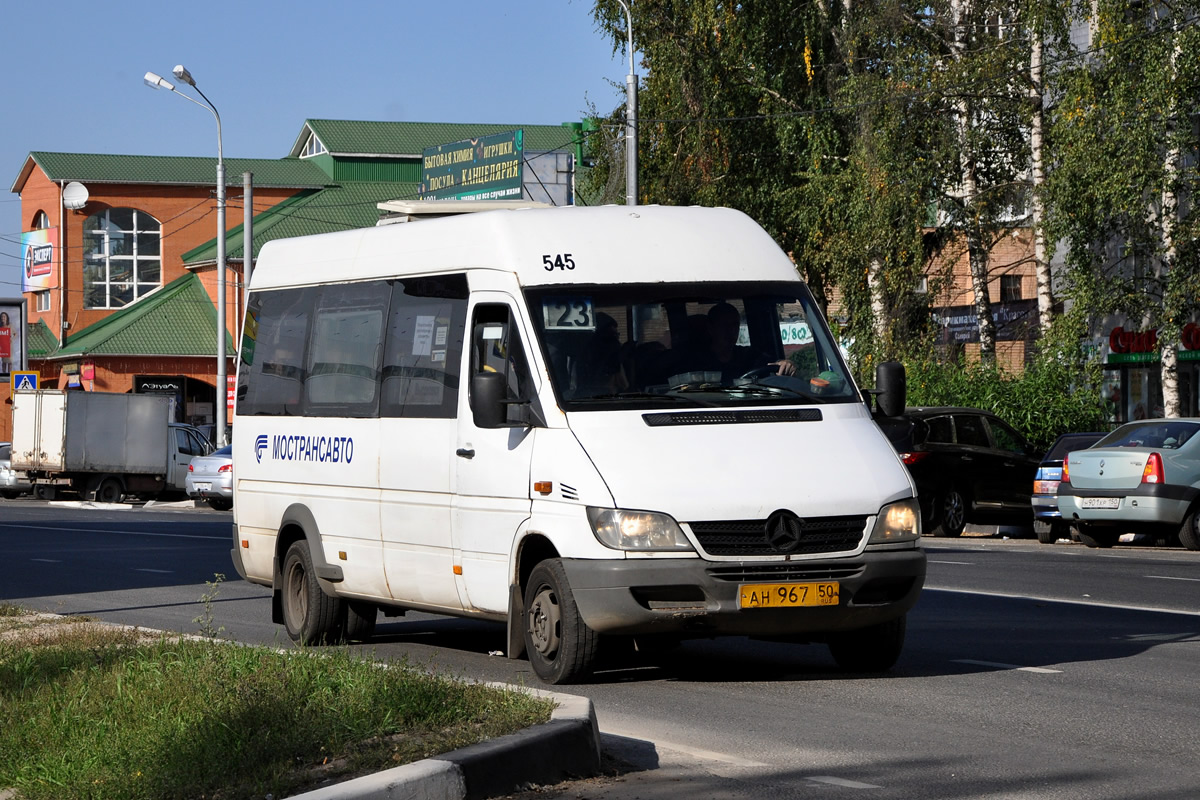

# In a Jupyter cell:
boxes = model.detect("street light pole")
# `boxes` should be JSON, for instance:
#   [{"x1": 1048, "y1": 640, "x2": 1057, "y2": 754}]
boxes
[
  {"x1": 615, "y1": 0, "x2": 638, "y2": 206},
  {"x1": 144, "y1": 67, "x2": 228, "y2": 448}
]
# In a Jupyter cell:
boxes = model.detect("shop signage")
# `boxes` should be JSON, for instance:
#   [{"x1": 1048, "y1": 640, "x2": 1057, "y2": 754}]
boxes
[
  {"x1": 935, "y1": 299, "x2": 1037, "y2": 344},
  {"x1": 419, "y1": 130, "x2": 524, "y2": 201},
  {"x1": 135, "y1": 375, "x2": 184, "y2": 393},
  {"x1": 1107, "y1": 322, "x2": 1200, "y2": 363}
]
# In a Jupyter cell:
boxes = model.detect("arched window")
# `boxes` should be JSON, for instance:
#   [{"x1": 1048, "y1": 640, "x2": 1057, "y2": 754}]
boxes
[
  {"x1": 32, "y1": 211, "x2": 50, "y2": 229},
  {"x1": 82, "y1": 208, "x2": 162, "y2": 308}
]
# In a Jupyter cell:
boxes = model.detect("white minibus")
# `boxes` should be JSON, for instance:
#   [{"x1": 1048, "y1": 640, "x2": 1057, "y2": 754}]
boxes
[{"x1": 230, "y1": 204, "x2": 925, "y2": 684}]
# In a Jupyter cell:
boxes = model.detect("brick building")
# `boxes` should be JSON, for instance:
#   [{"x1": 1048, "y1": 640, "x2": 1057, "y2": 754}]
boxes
[{"x1": 4, "y1": 120, "x2": 587, "y2": 441}]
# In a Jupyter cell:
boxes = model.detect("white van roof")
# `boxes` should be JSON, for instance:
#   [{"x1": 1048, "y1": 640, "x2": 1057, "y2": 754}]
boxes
[{"x1": 250, "y1": 204, "x2": 800, "y2": 290}]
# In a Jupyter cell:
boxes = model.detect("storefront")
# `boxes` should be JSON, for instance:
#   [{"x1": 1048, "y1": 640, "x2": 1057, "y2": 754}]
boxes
[{"x1": 1100, "y1": 323, "x2": 1200, "y2": 423}]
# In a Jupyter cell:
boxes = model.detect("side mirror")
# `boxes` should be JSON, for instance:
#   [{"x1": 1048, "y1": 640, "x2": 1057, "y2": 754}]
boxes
[
  {"x1": 471, "y1": 371, "x2": 508, "y2": 429},
  {"x1": 874, "y1": 361, "x2": 906, "y2": 418}
]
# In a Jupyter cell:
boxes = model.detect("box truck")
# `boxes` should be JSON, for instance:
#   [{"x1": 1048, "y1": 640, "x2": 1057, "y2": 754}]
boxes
[{"x1": 11, "y1": 390, "x2": 212, "y2": 502}]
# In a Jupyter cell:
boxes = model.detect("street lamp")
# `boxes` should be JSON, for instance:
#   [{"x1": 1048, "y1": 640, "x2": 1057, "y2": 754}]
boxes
[
  {"x1": 144, "y1": 66, "x2": 228, "y2": 448},
  {"x1": 614, "y1": 0, "x2": 638, "y2": 206}
]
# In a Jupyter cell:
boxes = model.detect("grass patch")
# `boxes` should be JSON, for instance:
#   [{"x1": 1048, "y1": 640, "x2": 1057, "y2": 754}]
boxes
[{"x1": 0, "y1": 605, "x2": 553, "y2": 800}]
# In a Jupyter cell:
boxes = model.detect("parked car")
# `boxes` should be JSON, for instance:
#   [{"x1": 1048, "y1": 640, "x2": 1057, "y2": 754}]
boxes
[
  {"x1": 878, "y1": 407, "x2": 1041, "y2": 537},
  {"x1": 0, "y1": 442, "x2": 33, "y2": 499},
  {"x1": 186, "y1": 444, "x2": 233, "y2": 511},
  {"x1": 1057, "y1": 418, "x2": 1200, "y2": 549},
  {"x1": 1032, "y1": 432, "x2": 1107, "y2": 544}
]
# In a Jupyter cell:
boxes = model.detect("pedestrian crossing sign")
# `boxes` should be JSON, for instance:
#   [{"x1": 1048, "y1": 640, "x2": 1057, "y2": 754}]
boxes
[{"x1": 11, "y1": 371, "x2": 38, "y2": 391}]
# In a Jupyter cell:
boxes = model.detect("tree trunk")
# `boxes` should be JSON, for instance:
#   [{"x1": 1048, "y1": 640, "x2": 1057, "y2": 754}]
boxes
[
  {"x1": 1160, "y1": 34, "x2": 1181, "y2": 417},
  {"x1": 1029, "y1": 28, "x2": 1054, "y2": 334},
  {"x1": 868, "y1": 255, "x2": 887, "y2": 347}
]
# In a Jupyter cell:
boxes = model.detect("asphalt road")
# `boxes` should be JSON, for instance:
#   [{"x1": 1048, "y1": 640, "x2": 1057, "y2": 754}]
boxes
[{"x1": 3, "y1": 499, "x2": 1199, "y2": 799}]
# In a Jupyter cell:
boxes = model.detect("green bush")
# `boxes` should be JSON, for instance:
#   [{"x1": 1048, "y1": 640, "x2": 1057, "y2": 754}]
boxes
[{"x1": 900, "y1": 354, "x2": 1109, "y2": 453}]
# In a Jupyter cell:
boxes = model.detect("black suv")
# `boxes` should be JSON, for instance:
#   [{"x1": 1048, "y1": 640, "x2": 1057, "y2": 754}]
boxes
[{"x1": 877, "y1": 407, "x2": 1041, "y2": 537}]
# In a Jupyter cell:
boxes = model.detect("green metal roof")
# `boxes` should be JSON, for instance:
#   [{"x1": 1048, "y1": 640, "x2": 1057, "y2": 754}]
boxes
[
  {"x1": 290, "y1": 119, "x2": 587, "y2": 159},
  {"x1": 11, "y1": 152, "x2": 332, "y2": 193},
  {"x1": 26, "y1": 319, "x2": 59, "y2": 359},
  {"x1": 181, "y1": 181, "x2": 420, "y2": 266},
  {"x1": 50, "y1": 272, "x2": 234, "y2": 359}
]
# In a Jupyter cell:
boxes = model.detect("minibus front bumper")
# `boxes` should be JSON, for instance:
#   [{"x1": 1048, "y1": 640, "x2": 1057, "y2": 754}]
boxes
[{"x1": 560, "y1": 548, "x2": 926, "y2": 638}]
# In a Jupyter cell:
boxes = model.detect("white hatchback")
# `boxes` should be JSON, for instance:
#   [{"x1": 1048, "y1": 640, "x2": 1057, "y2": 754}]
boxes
[{"x1": 186, "y1": 444, "x2": 233, "y2": 511}]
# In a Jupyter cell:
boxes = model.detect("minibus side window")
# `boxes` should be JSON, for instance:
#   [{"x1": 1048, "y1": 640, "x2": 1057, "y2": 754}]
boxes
[
  {"x1": 304, "y1": 281, "x2": 389, "y2": 418},
  {"x1": 380, "y1": 274, "x2": 469, "y2": 419},
  {"x1": 470, "y1": 304, "x2": 533, "y2": 425},
  {"x1": 236, "y1": 287, "x2": 315, "y2": 416}
]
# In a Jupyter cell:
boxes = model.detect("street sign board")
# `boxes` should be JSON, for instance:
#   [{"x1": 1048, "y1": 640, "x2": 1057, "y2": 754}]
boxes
[{"x1": 11, "y1": 371, "x2": 38, "y2": 391}]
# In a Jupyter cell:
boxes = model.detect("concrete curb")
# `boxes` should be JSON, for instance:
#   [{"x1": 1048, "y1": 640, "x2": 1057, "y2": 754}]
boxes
[{"x1": 290, "y1": 688, "x2": 600, "y2": 800}]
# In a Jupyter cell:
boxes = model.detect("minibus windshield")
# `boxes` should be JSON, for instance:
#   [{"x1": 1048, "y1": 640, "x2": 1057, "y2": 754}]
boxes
[{"x1": 525, "y1": 281, "x2": 858, "y2": 411}]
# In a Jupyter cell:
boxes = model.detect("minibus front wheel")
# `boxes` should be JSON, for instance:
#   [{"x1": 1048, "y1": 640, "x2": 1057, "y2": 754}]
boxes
[
  {"x1": 523, "y1": 559, "x2": 598, "y2": 684},
  {"x1": 281, "y1": 540, "x2": 343, "y2": 644}
]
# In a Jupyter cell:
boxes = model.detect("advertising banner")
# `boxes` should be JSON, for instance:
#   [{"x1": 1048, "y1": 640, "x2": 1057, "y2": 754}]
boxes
[
  {"x1": 419, "y1": 130, "x2": 524, "y2": 201},
  {"x1": 21, "y1": 228, "x2": 58, "y2": 292},
  {"x1": 0, "y1": 299, "x2": 26, "y2": 378}
]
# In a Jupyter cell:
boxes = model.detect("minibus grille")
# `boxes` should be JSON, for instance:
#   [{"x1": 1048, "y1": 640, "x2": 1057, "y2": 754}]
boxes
[
  {"x1": 707, "y1": 563, "x2": 863, "y2": 582},
  {"x1": 688, "y1": 515, "x2": 867, "y2": 557}
]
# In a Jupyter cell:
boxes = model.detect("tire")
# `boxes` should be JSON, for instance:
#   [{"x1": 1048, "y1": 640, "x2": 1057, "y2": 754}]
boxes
[
  {"x1": 930, "y1": 488, "x2": 967, "y2": 537},
  {"x1": 523, "y1": 559, "x2": 598, "y2": 684},
  {"x1": 94, "y1": 478, "x2": 123, "y2": 504},
  {"x1": 343, "y1": 601, "x2": 377, "y2": 642},
  {"x1": 828, "y1": 614, "x2": 907, "y2": 673},
  {"x1": 1179, "y1": 509, "x2": 1200, "y2": 551},
  {"x1": 1077, "y1": 526, "x2": 1118, "y2": 549},
  {"x1": 281, "y1": 540, "x2": 344, "y2": 644},
  {"x1": 206, "y1": 497, "x2": 233, "y2": 511},
  {"x1": 1035, "y1": 521, "x2": 1066, "y2": 545},
  {"x1": 0, "y1": 491, "x2": 18, "y2": 500}
]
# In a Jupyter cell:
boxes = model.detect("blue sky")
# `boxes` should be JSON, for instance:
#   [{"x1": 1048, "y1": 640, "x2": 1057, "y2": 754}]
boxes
[{"x1": 0, "y1": 0, "x2": 631, "y2": 296}]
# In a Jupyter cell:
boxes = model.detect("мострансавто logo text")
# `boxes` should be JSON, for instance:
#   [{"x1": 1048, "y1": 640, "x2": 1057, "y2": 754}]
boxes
[{"x1": 257, "y1": 434, "x2": 354, "y2": 465}]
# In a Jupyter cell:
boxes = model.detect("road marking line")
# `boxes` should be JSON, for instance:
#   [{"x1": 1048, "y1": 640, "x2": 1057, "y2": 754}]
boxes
[
  {"x1": 924, "y1": 587, "x2": 1200, "y2": 617},
  {"x1": 1146, "y1": 575, "x2": 1200, "y2": 582},
  {"x1": 599, "y1": 726, "x2": 769, "y2": 767},
  {"x1": 808, "y1": 776, "x2": 883, "y2": 789},
  {"x1": 30, "y1": 558, "x2": 61, "y2": 563},
  {"x1": 929, "y1": 560, "x2": 973, "y2": 565},
  {"x1": 0, "y1": 523, "x2": 225, "y2": 541},
  {"x1": 134, "y1": 568, "x2": 174, "y2": 574},
  {"x1": 953, "y1": 659, "x2": 1062, "y2": 673}
]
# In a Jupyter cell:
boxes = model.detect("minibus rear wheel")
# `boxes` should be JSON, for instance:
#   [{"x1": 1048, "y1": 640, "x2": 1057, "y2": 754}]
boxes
[
  {"x1": 523, "y1": 559, "x2": 598, "y2": 684},
  {"x1": 281, "y1": 540, "x2": 343, "y2": 644}
]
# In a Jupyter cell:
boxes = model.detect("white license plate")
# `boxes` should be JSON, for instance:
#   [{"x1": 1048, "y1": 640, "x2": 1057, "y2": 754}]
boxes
[
  {"x1": 1081, "y1": 497, "x2": 1120, "y2": 510},
  {"x1": 195, "y1": 482, "x2": 212, "y2": 492}
]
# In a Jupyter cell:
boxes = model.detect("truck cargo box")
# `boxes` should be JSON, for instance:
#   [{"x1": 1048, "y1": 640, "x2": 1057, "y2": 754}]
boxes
[{"x1": 11, "y1": 390, "x2": 171, "y2": 476}]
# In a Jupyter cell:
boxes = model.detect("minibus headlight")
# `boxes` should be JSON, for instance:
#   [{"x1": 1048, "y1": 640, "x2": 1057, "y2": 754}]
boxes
[
  {"x1": 868, "y1": 499, "x2": 921, "y2": 544},
  {"x1": 586, "y1": 507, "x2": 694, "y2": 551}
]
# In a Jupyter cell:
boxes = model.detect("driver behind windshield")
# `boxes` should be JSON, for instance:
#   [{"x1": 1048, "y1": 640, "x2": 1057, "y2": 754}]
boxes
[{"x1": 702, "y1": 302, "x2": 796, "y2": 382}]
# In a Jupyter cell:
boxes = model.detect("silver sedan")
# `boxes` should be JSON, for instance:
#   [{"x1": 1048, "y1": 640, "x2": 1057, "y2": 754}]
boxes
[
  {"x1": 0, "y1": 442, "x2": 32, "y2": 499},
  {"x1": 1057, "y1": 419, "x2": 1200, "y2": 549},
  {"x1": 186, "y1": 444, "x2": 233, "y2": 511}
]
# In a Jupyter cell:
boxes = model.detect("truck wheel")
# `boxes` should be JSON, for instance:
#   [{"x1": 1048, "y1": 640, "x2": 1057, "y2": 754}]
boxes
[
  {"x1": 94, "y1": 478, "x2": 123, "y2": 504},
  {"x1": 281, "y1": 540, "x2": 343, "y2": 644},
  {"x1": 523, "y1": 559, "x2": 598, "y2": 684},
  {"x1": 343, "y1": 601, "x2": 377, "y2": 642},
  {"x1": 930, "y1": 488, "x2": 966, "y2": 537},
  {"x1": 1179, "y1": 510, "x2": 1200, "y2": 551},
  {"x1": 828, "y1": 615, "x2": 906, "y2": 672}
]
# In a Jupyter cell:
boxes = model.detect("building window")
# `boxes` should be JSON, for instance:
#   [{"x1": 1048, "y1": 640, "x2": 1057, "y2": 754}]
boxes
[
  {"x1": 36, "y1": 291, "x2": 51, "y2": 312},
  {"x1": 1000, "y1": 275, "x2": 1023, "y2": 303},
  {"x1": 32, "y1": 211, "x2": 50, "y2": 229},
  {"x1": 915, "y1": 276, "x2": 929, "y2": 294},
  {"x1": 81, "y1": 208, "x2": 162, "y2": 309},
  {"x1": 300, "y1": 132, "x2": 327, "y2": 158}
]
